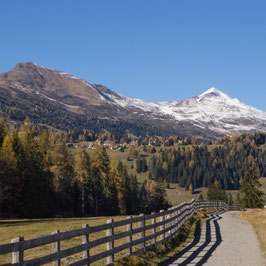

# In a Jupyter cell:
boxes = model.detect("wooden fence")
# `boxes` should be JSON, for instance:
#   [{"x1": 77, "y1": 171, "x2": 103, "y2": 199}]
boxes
[{"x1": 0, "y1": 200, "x2": 238, "y2": 266}]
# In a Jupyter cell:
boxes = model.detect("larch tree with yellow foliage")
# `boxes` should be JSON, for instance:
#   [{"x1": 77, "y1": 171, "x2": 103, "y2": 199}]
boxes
[{"x1": 74, "y1": 145, "x2": 90, "y2": 216}]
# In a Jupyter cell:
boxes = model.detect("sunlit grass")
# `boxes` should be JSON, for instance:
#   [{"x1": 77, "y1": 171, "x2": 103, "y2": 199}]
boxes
[
  {"x1": 0, "y1": 216, "x2": 129, "y2": 265},
  {"x1": 241, "y1": 209, "x2": 266, "y2": 259}
]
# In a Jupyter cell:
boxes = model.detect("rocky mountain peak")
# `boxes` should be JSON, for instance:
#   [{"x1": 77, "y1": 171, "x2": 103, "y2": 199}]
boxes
[{"x1": 199, "y1": 87, "x2": 229, "y2": 99}]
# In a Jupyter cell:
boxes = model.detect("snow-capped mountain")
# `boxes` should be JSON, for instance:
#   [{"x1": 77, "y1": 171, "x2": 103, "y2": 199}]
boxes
[
  {"x1": 0, "y1": 62, "x2": 265, "y2": 138},
  {"x1": 99, "y1": 86, "x2": 266, "y2": 136}
]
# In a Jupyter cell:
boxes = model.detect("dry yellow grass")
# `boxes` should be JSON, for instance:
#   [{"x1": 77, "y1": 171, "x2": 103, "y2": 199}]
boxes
[
  {"x1": 0, "y1": 216, "x2": 131, "y2": 265},
  {"x1": 240, "y1": 209, "x2": 266, "y2": 259},
  {"x1": 0, "y1": 213, "x2": 196, "y2": 265}
]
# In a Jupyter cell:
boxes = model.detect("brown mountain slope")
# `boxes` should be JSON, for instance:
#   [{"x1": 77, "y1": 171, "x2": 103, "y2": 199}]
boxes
[{"x1": 2, "y1": 62, "x2": 264, "y2": 138}]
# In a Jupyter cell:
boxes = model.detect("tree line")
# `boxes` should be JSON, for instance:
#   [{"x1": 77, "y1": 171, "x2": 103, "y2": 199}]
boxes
[
  {"x1": 206, "y1": 166, "x2": 265, "y2": 208},
  {"x1": 148, "y1": 134, "x2": 266, "y2": 191},
  {"x1": 0, "y1": 119, "x2": 169, "y2": 218}
]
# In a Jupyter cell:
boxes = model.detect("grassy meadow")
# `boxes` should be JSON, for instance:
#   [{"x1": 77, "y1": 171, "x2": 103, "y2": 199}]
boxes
[
  {"x1": 0, "y1": 215, "x2": 132, "y2": 265},
  {"x1": 0, "y1": 210, "x2": 211, "y2": 265}
]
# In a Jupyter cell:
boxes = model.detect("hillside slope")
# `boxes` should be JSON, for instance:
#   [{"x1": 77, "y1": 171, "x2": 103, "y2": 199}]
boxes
[{"x1": 1, "y1": 62, "x2": 266, "y2": 138}]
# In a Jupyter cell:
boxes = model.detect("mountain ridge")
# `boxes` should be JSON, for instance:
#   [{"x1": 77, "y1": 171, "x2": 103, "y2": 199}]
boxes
[{"x1": 0, "y1": 62, "x2": 266, "y2": 138}]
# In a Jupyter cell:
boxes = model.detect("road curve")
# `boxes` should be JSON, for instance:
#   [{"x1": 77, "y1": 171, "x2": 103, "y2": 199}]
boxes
[{"x1": 162, "y1": 211, "x2": 265, "y2": 266}]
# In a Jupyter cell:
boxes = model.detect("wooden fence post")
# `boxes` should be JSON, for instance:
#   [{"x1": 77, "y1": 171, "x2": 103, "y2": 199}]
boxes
[
  {"x1": 166, "y1": 209, "x2": 171, "y2": 237},
  {"x1": 176, "y1": 208, "x2": 181, "y2": 231},
  {"x1": 177, "y1": 204, "x2": 182, "y2": 230},
  {"x1": 181, "y1": 204, "x2": 185, "y2": 226},
  {"x1": 151, "y1": 212, "x2": 156, "y2": 245},
  {"x1": 139, "y1": 214, "x2": 145, "y2": 251},
  {"x1": 82, "y1": 224, "x2": 90, "y2": 265},
  {"x1": 183, "y1": 205, "x2": 187, "y2": 223},
  {"x1": 170, "y1": 208, "x2": 174, "y2": 235},
  {"x1": 159, "y1": 210, "x2": 165, "y2": 242},
  {"x1": 11, "y1": 237, "x2": 24, "y2": 264},
  {"x1": 174, "y1": 208, "x2": 178, "y2": 232},
  {"x1": 191, "y1": 201, "x2": 195, "y2": 219},
  {"x1": 52, "y1": 230, "x2": 60, "y2": 266},
  {"x1": 106, "y1": 219, "x2": 114, "y2": 265},
  {"x1": 126, "y1": 216, "x2": 132, "y2": 256}
]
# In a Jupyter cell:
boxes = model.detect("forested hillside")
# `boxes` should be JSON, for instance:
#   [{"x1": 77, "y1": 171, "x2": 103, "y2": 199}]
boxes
[
  {"x1": 0, "y1": 119, "x2": 168, "y2": 218},
  {"x1": 1, "y1": 116, "x2": 265, "y2": 218},
  {"x1": 148, "y1": 133, "x2": 266, "y2": 190}
]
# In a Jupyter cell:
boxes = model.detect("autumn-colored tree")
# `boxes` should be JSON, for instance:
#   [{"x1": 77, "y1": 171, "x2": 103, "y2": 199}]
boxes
[
  {"x1": 74, "y1": 146, "x2": 90, "y2": 216},
  {"x1": 0, "y1": 119, "x2": 7, "y2": 147},
  {"x1": 90, "y1": 145, "x2": 113, "y2": 215},
  {"x1": 50, "y1": 139, "x2": 75, "y2": 215},
  {"x1": 0, "y1": 134, "x2": 19, "y2": 216},
  {"x1": 189, "y1": 184, "x2": 194, "y2": 194}
]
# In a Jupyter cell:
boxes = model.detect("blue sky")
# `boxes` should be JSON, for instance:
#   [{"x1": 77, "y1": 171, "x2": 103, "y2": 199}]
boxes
[{"x1": 1, "y1": 0, "x2": 266, "y2": 111}]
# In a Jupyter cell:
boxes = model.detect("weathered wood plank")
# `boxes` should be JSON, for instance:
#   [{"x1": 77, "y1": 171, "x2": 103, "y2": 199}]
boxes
[
  {"x1": 126, "y1": 216, "x2": 132, "y2": 256},
  {"x1": 52, "y1": 230, "x2": 60, "y2": 266},
  {"x1": 82, "y1": 224, "x2": 89, "y2": 266},
  {"x1": 151, "y1": 212, "x2": 156, "y2": 245},
  {"x1": 138, "y1": 214, "x2": 145, "y2": 251},
  {"x1": 106, "y1": 219, "x2": 114, "y2": 265},
  {"x1": 11, "y1": 237, "x2": 24, "y2": 264},
  {"x1": 159, "y1": 210, "x2": 165, "y2": 241}
]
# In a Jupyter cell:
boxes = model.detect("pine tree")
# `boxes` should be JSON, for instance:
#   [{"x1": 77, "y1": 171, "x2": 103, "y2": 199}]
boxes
[
  {"x1": 198, "y1": 194, "x2": 204, "y2": 201},
  {"x1": 207, "y1": 183, "x2": 227, "y2": 201},
  {"x1": 235, "y1": 192, "x2": 242, "y2": 207},
  {"x1": 239, "y1": 167, "x2": 265, "y2": 208},
  {"x1": 139, "y1": 182, "x2": 149, "y2": 213},
  {"x1": 227, "y1": 192, "x2": 234, "y2": 205}
]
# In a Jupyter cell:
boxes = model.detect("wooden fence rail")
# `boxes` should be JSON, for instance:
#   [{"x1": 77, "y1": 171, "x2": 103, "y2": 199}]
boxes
[{"x1": 0, "y1": 200, "x2": 241, "y2": 266}]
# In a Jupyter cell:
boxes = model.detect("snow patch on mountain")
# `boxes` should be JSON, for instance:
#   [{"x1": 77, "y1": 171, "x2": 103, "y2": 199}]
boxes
[
  {"x1": 5, "y1": 62, "x2": 265, "y2": 136},
  {"x1": 102, "y1": 87, "x2": 266, "y2": 134}
]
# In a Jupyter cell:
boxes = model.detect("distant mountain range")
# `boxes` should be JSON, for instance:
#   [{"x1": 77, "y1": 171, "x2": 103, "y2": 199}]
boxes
[{"x1": 0, "y1": 62, "x2": 266, "y2": 139}]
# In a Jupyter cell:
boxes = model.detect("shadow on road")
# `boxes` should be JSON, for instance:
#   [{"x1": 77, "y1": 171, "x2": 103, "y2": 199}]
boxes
[{"x1": 160, "y1": 212, "x2": 224, "y2": 266}]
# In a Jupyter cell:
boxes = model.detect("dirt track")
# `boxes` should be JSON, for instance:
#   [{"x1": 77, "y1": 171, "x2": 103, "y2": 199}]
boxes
[{"x1": 163, "y1": 211, "x2": 265, "y2": 266}]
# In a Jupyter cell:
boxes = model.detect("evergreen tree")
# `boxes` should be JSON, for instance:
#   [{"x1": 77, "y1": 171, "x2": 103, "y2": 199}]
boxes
[
  {"x1": 207, "y1": 183, "x2": 227, "y2": 201},
  {"x1": 239, "y1": 167, "x2": 265, "y2": 208},
  {"x1": 227, "y1": 192, "x2": 234, "y2": 205},
  {"x1": 235, "y1": 192, "x2": 242, "y2": 207},
  {"x1": 198, "y1": 193, "x2": 204, "y2": 201},
  {"x1": 139, "y1": 182, "x2": 149, "y2": 213}
]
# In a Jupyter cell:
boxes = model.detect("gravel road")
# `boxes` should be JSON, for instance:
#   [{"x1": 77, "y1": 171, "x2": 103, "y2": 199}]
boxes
[{"x1": 163, "y1": 211, "x2": 265, "y2": 266}]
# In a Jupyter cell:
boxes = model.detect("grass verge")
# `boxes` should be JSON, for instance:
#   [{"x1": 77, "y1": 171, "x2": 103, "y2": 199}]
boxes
[
  {"x1": 240, "y1": 209, "x2": 266, "y2": 259},
  {"x1": 113, "y1": 210, "x2": 210, "y2": 266}
]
